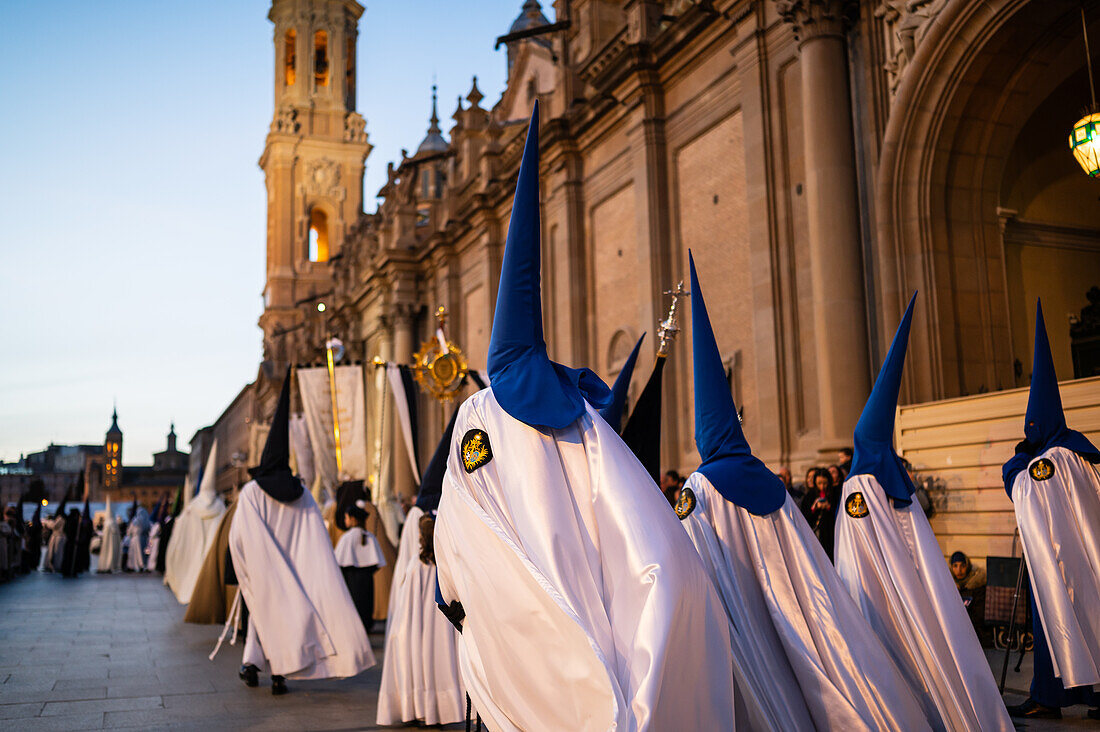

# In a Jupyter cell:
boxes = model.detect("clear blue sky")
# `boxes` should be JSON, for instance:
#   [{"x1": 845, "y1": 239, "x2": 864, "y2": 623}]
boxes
[{"x1": 0, "y1": 0, "x2": 526, "y2": 464}]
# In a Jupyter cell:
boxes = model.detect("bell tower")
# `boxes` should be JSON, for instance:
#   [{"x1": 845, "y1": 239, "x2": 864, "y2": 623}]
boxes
[{"x1": 259, "y1": 0, "x2": 372, "y2": 364}]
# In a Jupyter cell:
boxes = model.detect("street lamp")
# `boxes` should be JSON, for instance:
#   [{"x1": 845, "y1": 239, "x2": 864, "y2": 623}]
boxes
[{"x1": 1070, "y1": 8, "x2": 1100, "y2": 178}]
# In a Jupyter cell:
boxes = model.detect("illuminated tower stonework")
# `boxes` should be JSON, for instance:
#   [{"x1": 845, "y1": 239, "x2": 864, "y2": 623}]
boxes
[
  {"x1": 259, "y1": 0, "x2": 371, "y2": 364},
  {"x1": 104, "y1": 408, "x2": 122, "y2": 491}
]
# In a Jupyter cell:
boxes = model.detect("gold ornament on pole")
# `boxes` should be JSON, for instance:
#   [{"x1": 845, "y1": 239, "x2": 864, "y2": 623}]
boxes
[
  {"x1": 657, "y1": 281, "x2": 689, "y2": 357},
  {"x1": 1070, "y1": 7, "x2": 1100, "y2": 178},
  {"x1": 412, "y1": 306, "x2": 469, "y2": 403}
]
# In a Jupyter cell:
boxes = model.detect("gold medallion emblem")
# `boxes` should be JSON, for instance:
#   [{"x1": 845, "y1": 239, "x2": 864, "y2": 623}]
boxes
[
  {"x1": 845, "y1": 492, "x2": 869, "y2": 519},
  {"x1": 675, "y1": 486, "x2": 696, "y2": 520},
  {"x1": 461, "y1": 429, "x2": 492, "y2": 473},
  {"x1": 1029, "y1": 457, "x2": 1055, "y2": 482}
]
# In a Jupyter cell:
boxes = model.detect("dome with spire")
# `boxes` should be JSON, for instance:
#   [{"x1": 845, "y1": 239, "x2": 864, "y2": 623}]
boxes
[
  {"x1": 509, "y1": 0, "x2": 549, "y2": 35},
  {"x1": 415, "y1": 85, "x2": 448, "y2": 156}
]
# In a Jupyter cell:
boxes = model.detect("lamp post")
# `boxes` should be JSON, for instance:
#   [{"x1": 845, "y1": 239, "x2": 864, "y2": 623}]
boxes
[{"x1": 1070, "y1": 7, "x2": 1100, "y2": 177}]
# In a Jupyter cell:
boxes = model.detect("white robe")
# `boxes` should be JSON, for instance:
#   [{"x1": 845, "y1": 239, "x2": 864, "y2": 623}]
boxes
[
  {"x1": 334, "y1": 527, "x2": 385, "y2": 568},
  {"x1": 1013, "y1": 446, "x2": 1100, "y2": 688},
  {"x1": 228, "y1": 480, "x2": 375, "y2": 679},
  {"x1": 434, "y1": 390, "x2": 735, "y2": 732},
  {"x1": 165, "y1": 479, "x2": 226, "y2": 603},
  {"x1": 680, "y1": 472, "x2": 930, "y2": 732},
  {"x1": 125, "y1": 515, "x2": 148, "y2": 572},
  {"x1": 835, "y1": 474, "x2": 1012, "y2": 731},
  {"x1": 43, "y1": 518, "x2": 65, "y2": 572},
  {"x1": 377, "y1": 507, "x2": 465, "y2": 726},
  {"x1": 97, "y1": 519, "x2": 122, "y2": 573},
  {"x1": 144, "y1": 523, "x2": 161, "y2": 572}
]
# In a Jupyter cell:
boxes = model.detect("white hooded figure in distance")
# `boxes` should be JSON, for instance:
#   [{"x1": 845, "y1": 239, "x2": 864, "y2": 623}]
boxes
[
  {"x1": 433, "y1": 104, "x2": 735, "y2": 732},
  {"x1": 833, "y1": 295, "x2": 1011, "y2": 731},
  {"x1": 377, "y1": 406, "x2": 466, "y2": 727},
  {"x1": 165, "y1": 441, "x2": 226, "y2": 603},
  {"x1": 226, "y1": 370, "x2": 374, "y2": 694},
  {"x1": 1001, "y1": 302, "x2": 1100, "y2": 712},
  {"x1": 678, "y1": 255, "x2": 930, "y2": 732},
  {"x1": 97, "y1": 496, "x2": 122, "y2": 573}
]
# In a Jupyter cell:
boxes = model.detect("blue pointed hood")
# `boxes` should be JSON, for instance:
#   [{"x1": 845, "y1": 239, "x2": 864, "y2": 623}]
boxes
[
  {"x1": 689, "y1": 253, "x2": 785, "y2": 515},
  {"x1": 486, "y1": 102, "x2": 611, "y2": 428},
  {"x1": 599, "y1": 333, "x2": 645, "y2": 432},
  {"x1": 849, "y1": 293, "x2": 918, "y2": 506},
  {"x1": 1003, "y1": 300, "x2": 1099, "y2": 495}
]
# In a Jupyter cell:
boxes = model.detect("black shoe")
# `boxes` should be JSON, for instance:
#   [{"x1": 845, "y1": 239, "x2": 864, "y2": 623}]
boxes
[
  {"x1": 1006, "y1": 698, "x2": 1061, "y2": 719},
  {"x1": 1088, "y1": 707, "x2": 1100, "y2": 720},
  {"x1": 238, "y1": 664, "x2": 259, "y2": 687},
  {"x1": 271, "y1": 675, "x2": 288, "y2": 696}
]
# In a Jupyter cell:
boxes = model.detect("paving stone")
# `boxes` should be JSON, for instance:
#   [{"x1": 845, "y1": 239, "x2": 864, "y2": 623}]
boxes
[
  {"x1": 0, "y1": 701, "x2": 45, "y2": 719},
  {"x1": 41, "y1": 695, "x2": 163, "y2": 717},
  {"x1": 18, "y1": 712, "x2": 105, "y2": 731}
]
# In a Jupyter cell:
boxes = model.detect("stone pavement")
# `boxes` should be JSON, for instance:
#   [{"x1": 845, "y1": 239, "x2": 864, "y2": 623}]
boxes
[
  {"x1": 0, "y1": 570, "x2": 1096, "y2": 730},
  {"x1": 0, "y1": 571, "x2": 457, "y2": 731}
]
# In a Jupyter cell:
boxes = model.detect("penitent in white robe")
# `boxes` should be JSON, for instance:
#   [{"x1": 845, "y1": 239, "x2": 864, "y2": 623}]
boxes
[
  {"x1": 43, "y1": 517, "x2": 65, "y2": 572},
  {"x1": 228, "y1": 480, "x2": 375, "y2": 680},
  {"x1": 377, "y1": 507, "x2": 465, "y2": 726},
  {"x1": 1013, "y1": 446, "x2": 1100, "y2": 688},
  {"x1": 679, "y1": 472, "x2": 930, "y2": 732},
  {"x1": 145, "y1": 523, "x2": 161, "y2": 572},
  {"x1": 97, "y1": 519, "x2": 122, "y2": 573},
  {"x1": 835, "y1": 474, "x2": 1012, "y2": 731},
  {"x1": 165, "y1": 462, "x2": 226, "y2": 604},
  {"x1": 435, "y1": 390, "x2": 735, "y2": 732}
]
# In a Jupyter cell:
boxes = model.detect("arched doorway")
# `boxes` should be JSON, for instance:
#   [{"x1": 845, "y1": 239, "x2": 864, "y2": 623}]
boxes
[{"x1": 875, "y1": 0, "x2": 1100, "y2": 401}]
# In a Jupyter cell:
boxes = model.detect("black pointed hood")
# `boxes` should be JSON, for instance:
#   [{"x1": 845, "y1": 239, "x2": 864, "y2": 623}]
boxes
[{"x1": 249, "y1": 368, "x2": 303, "y2": 502}]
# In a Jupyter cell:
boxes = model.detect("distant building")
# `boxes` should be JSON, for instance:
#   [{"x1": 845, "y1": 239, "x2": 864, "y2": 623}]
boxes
[
  {"x1": 84, "y1": 413, "x2": 188, "y2": 510},
  {"x1": 0, "y1": 443, "x2": 101, "y2": 508}
]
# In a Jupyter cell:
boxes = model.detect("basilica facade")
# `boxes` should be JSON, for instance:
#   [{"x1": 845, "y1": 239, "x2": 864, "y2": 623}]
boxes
[{"x1": 215, "y1": 0, "x2": 1100, "y2": 517}]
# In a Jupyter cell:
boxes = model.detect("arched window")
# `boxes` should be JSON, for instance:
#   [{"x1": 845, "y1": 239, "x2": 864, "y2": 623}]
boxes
[
  {"x1": 308, "y1": 208, "x2": 329, "y2": 262},
  {"x1": 313, "y1": 31, "x2": 329, "y2": 87},
  {"x1": 284, "y1": 30, "x2": 296, "y2": 86}
]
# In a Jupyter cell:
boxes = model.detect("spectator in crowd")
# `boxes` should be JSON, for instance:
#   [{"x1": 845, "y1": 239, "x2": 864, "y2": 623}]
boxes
[
  {"x1": 838, "y1": 447, "x2": 853, "y2": 474},
  {"x1": 776, "y1": 467, "x2": 802, "y2": 501},
  {"x1": 827, "y1": 464, "x2": 846, "y2": 488},
  {"x1": 801, "y1": 467, "x2": 840, "y2": 561},
  {"x1": 951, "y1": 551, "x2": 988, "y2": 642},
  {"x1": 660, "y1": 470, "x2": 682, "y2": 507},
  {"x1": 799, "y1": 468, "x2": 816, "y2": 499}
]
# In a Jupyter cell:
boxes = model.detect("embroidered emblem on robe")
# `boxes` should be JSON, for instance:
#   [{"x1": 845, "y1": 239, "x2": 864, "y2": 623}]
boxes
[
  {"x1": 1029, "y1": 457, "x2": 1055, "y2": 482},
  {"x1": 845, "y1": 492, "x2": 869, "y2": 518},
  {"x1": 675, "y1": 486, "x2": 696, "y2": 520},
  {"x1": 461, "y1": 429, "x2": 492, "y2": 473}
]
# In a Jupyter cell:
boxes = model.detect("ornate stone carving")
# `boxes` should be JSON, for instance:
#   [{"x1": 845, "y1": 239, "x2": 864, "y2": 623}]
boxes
[
  {"x1": 271, "y1": 106, "x2": 299, "y2": 134},
  {"x1": 302, "y1": 158, "x2": 342, "y2": 198},
  {"x1": 776, "y1": 0, "x2": 860, "y2": 42},
  {"x1": 874, "y1": 0, "x2": 947, "y2": 96},
  {"x1": 344, "y1": 112, "x2": 368, "y2": 143}
]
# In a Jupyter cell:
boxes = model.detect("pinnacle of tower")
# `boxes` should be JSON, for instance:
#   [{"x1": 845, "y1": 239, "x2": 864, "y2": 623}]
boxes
[
  {"x1": 510, "y1": 0, "x2": 549, "y2": 34},
  {"x1": 107, "y1": 407, "x2": 122, "y2": 438},
  {"x1": 467, "y1": 76, "x2": 484, "y2": 108},
  {"x1": 416, "y1": 84, "x2": 448, "y2": 156},
  {"x1": 453, "y1": 95, "x2": 464, "y2": 123}
]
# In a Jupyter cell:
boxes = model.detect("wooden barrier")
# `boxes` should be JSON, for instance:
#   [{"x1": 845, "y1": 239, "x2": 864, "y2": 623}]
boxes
[{"x1": 895, "y1": 376, "x2": 1100, "y2": 567}]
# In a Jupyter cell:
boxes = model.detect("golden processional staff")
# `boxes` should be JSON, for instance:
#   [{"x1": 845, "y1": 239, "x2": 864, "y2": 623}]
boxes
[{"x1": 370, "y1": 306, "x2": 471, "y2": 487}]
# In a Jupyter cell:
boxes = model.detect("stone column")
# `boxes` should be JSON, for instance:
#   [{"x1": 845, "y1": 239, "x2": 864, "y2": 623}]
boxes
[
  {"x1": 778, "y1": 0, "x2": 871, "y2": 452},
  {"x1": 391, "y1": 304, "x2": 417, "y2": 504}
]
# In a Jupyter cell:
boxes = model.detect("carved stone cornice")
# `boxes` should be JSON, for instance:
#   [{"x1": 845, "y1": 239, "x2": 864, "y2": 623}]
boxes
[{"x1": 776, "y1": 0, "x2": 859, "y2": 43}]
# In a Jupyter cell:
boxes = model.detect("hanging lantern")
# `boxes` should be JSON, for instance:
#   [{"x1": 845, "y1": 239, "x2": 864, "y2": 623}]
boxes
[
  {"x1": 1070, "y1": 113, "x2": 1100, "y2": 176},
  {"x1": 1072, "y1": 10, "x2": 1100, "y2": 177}
]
